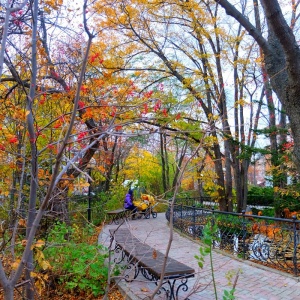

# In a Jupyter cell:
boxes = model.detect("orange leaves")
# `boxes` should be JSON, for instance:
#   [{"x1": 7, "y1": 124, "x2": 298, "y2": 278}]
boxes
[
  {"x1": 53, "y1": 121, "x2": 62, "y2": 129},
  {"x1": 19, "y1": 219, "x2": 27, "y2": 227},
  {"x1": 80, "y1": 86, "x2": 89, "y2": 94},
  {"x1": 142, "y1": 103, "x2": 148, "y2": 115},
  {"x1": 251, "y1": 222, "x2": 281, "y2": 239},
  {"x1": 82, "y1": 108, "x2": 94, "y2": 120}
]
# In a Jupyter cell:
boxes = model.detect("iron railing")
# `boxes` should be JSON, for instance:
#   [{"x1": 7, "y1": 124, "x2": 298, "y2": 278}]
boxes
[
  {"x1": 174, "y1": 196, "x2": 218, "y2": 209},
  {"x1": 166, "y1": 204, "x2": 300, "y2": 276}
]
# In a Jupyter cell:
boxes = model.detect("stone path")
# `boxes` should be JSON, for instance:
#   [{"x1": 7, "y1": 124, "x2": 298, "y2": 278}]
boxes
[{"x1": 99, "y1": 213, "x2": 300, "y2": 299}]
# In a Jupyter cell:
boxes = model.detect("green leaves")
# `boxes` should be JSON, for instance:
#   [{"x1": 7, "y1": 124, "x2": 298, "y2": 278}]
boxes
[
  {"x1": 194, "y1": 221, "x2": 218, "y2": 268},
  {"x1": 223, "y1": 289, "x2": 236, "y2": 300},
  {"x1": 44, "y1": 223, "x2": 112, "y2": 296},
  {"x1": 194, "y1": 221, "x2": 237, "y2": 300}
]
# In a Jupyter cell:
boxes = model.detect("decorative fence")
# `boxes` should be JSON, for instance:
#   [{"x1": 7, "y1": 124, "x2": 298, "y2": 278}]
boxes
[{"x1": 166, "y1": 204, "x2": 300, "y2": 276}]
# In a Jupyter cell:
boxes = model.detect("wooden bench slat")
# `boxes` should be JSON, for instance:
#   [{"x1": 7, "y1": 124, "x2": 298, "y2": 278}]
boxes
[
  {"x1": 106, "y1": 209, "x2": 130, "y2": 224},
  {"x1": 110, "y1": 228, "x2": 195, "y2": 277},
  {"x1": 107, "y1": 208, "x2": 128, "y2": 215}
]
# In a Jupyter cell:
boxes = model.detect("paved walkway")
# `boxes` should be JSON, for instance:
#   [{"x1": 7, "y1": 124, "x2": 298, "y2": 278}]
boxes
[{"x1": 99, "y1": 213, "x2": 300, "y2": 300}]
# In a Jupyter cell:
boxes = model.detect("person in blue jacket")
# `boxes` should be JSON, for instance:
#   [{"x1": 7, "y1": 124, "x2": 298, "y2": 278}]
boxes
[{"x1": 124, "y1": 189, "x2": 137, "y2": 218}]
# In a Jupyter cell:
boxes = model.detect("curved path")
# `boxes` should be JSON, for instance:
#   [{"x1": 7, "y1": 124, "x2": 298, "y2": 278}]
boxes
[{"x1": 99, "y1": 213, "x2": 300, "y2": 299}]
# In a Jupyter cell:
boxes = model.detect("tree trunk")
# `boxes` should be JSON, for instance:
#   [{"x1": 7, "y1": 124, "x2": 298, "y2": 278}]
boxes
[{"x1": 216, "y1": 0, "x2": 300, "y2": 172}]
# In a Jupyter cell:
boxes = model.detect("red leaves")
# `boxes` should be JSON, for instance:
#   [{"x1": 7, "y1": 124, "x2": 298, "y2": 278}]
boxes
[
  {"x1": 77, "y1": 131, "x2": 87, "y2": 141},
  {"x1": 162, "y1": 108, "x2": 168, "y2": 117},
  {"x1": 53, "y1": 122, "x2": 61, "y2": 129},
  {"x1": 50, "y1": 70, "x2": 59, "y2": 79},
  {"x1": 142, "y1": 103, "x2": 148, "y2": 115},
  {"x1": 0, "y1": 144, "x2": 5, "y2": 151},
  {"x1": 78, "y1": 101, "x2": 85, "y2": 109},
  {"x1": 9, "y1": 136, "x2": 18, "y2": 144},
  {"x1": 111, "y1": 106, "x2": 117, "y2": 117},
  {"x1": 47, "y1": 144, "x2": 55, "y2": 150},
  {"x1": 80, "y1": 86, "x2": 88, "y2": 94},
  {"x1": 144, "y1": 90, "x2": 153, "y2": 98},
  {"x1": 153, "y1": 100, "x2": 161, "y2": 112},
  {"x1": 39, "y1": 94, "x2": 46, "y2": 105},
  {"x1": 89, "y1": 53, "x2": 104, "y2": 64},
  {"x1": 282, "y1": 141, "x2": 294, "y2": 150}
]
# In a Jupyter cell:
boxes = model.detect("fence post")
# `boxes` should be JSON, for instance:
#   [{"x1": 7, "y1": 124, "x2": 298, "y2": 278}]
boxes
[
  {"x1": 180, "y1": 204, "x2": 183, "y2": 233},
  {"x1": 193, "y1": 205, "x2": 196, "y2": 239},
  {"x1": 292, "y1": 215, "x2": 298, "y2": 276},
  {"x1": 242, "y1": 210, "x2": 246, "y2": 260}
]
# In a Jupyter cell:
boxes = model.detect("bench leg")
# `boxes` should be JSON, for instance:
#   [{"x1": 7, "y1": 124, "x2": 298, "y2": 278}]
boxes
[
  {"x1": 112, "y1": 244, "x2": 126, "y2": 264},
  {"x1": 109, "y1": 212, "x2": 127, "y2": 225},
  {"x1": 124, "y1": 260, "x2": 140, "y2": 282},
  {"x1": 139, "y1": 269, "x2": 193, "y2": 299},
  {"x1": 161, "y1": 277, "x2": 194, "y2": 300}
]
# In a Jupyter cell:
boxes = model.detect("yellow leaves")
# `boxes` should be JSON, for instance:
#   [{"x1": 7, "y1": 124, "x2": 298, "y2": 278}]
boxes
[
  {"x1": 234, "y1": 98, "x2": 249, "y2": 108},
  {"x1": 31, "y1": 270, "x2": 49, "y2": 295},
  {"x1": 208, "y1": 113, "x2": 219, "y2": 121},
  {"x1": 12, "y1": 259, "x2": 21, "y2": 270},
  {"x1": 182, "y1": 77, "x2": 193, "y2": 87},
  {"x1": 35, "y1": 248, "x2": 52, "y2": 270},
  {"x1": 42, "y1": 0, "x2": 63, "y2": 12},
  {"x1": 32, "y1": 240, "x2": 45, "y2": 249}
]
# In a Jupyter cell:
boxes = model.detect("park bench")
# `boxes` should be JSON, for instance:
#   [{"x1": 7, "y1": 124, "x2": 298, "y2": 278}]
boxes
[
  {"x1": 106, "y1": 208, "x2": 130, "y2": 224},
  {"x1": 109, "y1": 228, "x2": 195, "y2": 300}
]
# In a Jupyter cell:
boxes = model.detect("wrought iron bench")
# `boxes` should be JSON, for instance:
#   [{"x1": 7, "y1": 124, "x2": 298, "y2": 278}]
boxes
[
  {"x1": 106, "y1": 209, "x2": 130, "y2": 224},
  {"x1": 109, "y1": 228, "x2": 195, "y2": 299}
]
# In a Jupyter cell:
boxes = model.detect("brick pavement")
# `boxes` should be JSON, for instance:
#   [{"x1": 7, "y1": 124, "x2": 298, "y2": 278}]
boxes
[{"x1": 99, "y1": 213, "x2": 300, "y2": 299}]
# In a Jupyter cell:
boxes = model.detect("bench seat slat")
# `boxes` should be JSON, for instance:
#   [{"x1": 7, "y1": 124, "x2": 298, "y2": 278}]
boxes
[
  {"x1": 110, "y1": 228, "x2": 195, "y2": 277},
  {"x1": 110, "y1": 228, "x2": 195, "y2": 299}
]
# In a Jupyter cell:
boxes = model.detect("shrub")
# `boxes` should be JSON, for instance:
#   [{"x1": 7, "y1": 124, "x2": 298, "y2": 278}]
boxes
[
  {"x1": 247, "y1": 187, "x2": 274, "y2": 206},
  {"x1": 44, "y1": 222, "x2": 118, "y2": 296},
  {"x1": 274, "y1": 196, "x2": 300, "y2": 216}
]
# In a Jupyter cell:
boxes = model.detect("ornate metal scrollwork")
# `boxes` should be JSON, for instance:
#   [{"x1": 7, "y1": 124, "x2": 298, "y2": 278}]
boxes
[
  {"x1": 153, "y1": 277, "x2": 192, "y2": 300},
  {"x1": 124, "y1": 261, "x2": 140, "y2": 282},
  {"x1": 113, "y1": 244, "x2": 125, "y2": 264}
]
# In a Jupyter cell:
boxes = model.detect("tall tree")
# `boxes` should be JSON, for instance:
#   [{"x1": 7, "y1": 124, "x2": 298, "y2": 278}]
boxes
[
  {"x1": 94, "y1": 0, "x2": 264, "y2": 211},
  {"x1": 215, "y1": 0, "x2": 300, "y2": 173}
]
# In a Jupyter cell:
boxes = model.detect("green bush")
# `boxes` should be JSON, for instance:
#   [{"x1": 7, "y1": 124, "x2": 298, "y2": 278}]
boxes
[
  {"x1": 274, "y1": 196, "x2": 300, "y2": 216},
  {"x1": 252, "y1": 207, "x2": 275, "y2": 217},
  {"x1": 44, "y1": 222, "x2": 118, "y2": 296},
  {"x1": 247, "y1": 187, "x2": 274, "y2": 206}
]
